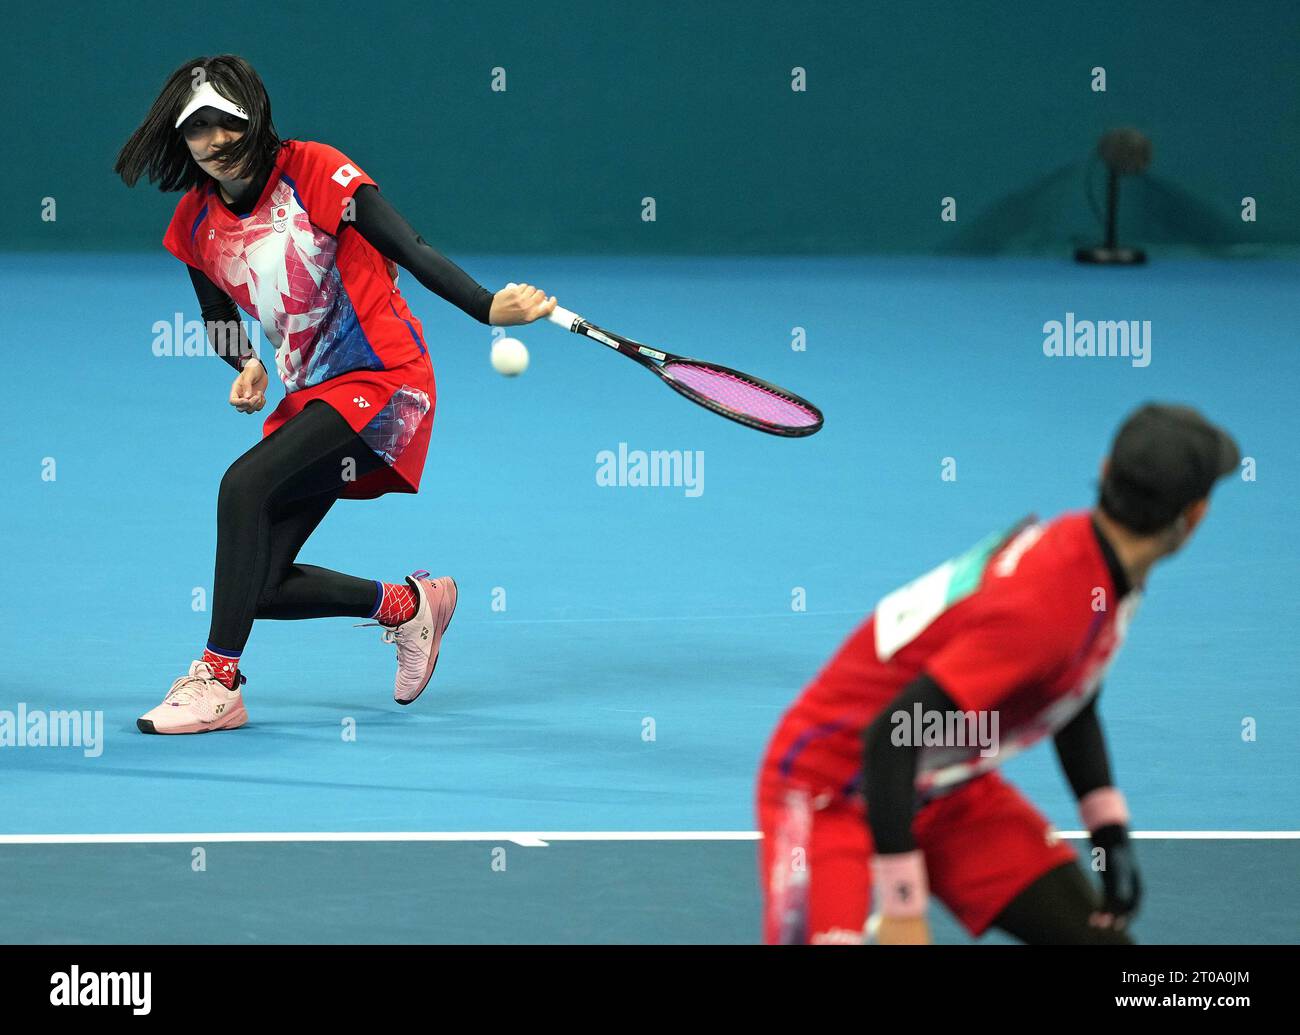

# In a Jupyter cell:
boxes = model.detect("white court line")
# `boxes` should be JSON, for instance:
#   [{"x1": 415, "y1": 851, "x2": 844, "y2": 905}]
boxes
[
  {"x1": 0, "y1": 831, "x2": 1296, "y2": 848},
  {"x1": 462, "y1": 610, "x2": 864, "y2": 626}
]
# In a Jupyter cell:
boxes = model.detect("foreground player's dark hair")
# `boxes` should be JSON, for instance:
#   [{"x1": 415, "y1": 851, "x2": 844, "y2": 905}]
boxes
[
  {"x1": 115, "y1": 54, "x2": 281, "y2": 193},
  {"x1": 1097, "y1": 474, "x2": 1183, "y2": 535}
]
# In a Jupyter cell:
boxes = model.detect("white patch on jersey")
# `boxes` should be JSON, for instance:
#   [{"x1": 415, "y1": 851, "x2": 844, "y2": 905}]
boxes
[
  {"x1": 331, "y1": 163, "x2": 361, "y2": 187},
  {"x1": 874, "y1": 560, "x2": 957, "y2": 662}
]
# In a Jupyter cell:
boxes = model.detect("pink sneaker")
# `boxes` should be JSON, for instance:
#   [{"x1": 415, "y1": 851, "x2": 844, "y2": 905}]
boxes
[
  {"x1": 357, "y1": 571, "x2": 458, "y2": 705},
  {"x1": 137, "y1": 661, "x2": 249, "y2": 734}
]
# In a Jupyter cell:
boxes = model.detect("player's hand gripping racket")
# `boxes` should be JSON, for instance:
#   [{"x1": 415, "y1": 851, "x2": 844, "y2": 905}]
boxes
[{"x1": 510, "y1": 285, "x2": 824, "y2": 437}]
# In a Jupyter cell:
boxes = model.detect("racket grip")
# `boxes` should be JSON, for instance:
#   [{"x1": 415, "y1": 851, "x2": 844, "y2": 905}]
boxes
[
  {"x1": 503, "y1": 282, "x2": 584, "y2": 331},
  {"x1": 548, "y1": 305, "x2": 583, "y2": 332}
]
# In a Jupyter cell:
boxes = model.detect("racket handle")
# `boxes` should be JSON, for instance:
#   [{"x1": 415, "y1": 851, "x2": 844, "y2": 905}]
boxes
[
  {"x1": 548, "y1": 304, "x2": 583, "y2": 332},
  {"x1": 503, "y1": 282, "x2": 584, "y2": 332}
]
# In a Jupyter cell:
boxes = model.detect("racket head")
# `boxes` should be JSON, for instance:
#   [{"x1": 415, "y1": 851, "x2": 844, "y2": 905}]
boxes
[{"x1": 654, "y1": 358, "x2": 824, "y2": 437}]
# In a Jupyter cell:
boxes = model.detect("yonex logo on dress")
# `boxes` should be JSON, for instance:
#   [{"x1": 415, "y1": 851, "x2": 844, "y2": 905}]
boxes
[
  {"x1": 0, "y1": 704, "x2": 104, "y2": 758},
  {"x1": 49, "y1": 966, "x2": 151, "y2": 1015},
  {"x1": 595, "y1": 442, "x2": 705, "y2": 498},
  {"x1": 353, "y1": 396, "x2": 371, "y2": 408}
]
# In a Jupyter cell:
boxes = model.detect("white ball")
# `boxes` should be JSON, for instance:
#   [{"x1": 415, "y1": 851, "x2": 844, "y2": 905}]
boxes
[{"x1": 491, "y1": 337, "x2": 529, "y2": 376}]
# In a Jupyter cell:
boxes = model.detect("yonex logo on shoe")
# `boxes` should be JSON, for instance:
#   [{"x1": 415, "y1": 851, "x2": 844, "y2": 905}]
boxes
[
  {"x1": 0, "y1": 704, "x2": 104, "y2": 758},
  {"x1": 50, "y1": 966, "x2": 151, "y2": 1015}
]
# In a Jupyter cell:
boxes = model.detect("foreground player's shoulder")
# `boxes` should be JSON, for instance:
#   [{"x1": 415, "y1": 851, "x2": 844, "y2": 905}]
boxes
[{"x1": 991, "y1": 511, "x2": 1106, "y2": 629}]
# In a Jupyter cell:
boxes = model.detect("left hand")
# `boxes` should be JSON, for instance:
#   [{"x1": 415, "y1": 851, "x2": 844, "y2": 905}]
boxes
[
  {"x1": 230, "y1": 357, "x2": 268, "y2": 414},
  {"x1": 1090, "y1": 824, "x2": 1142, "y2": 930},
  {"x1": 490, "y1": 282, "x2": 557, "y2": 326}
]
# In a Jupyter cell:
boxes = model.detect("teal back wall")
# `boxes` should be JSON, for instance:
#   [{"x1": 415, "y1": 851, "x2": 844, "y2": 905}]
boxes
[{"x1": 7, "y1": 1, "x2": 1298, "y2": 254}]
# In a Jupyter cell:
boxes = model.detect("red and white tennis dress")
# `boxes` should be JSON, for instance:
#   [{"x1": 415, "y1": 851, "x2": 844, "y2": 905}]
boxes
[
  {"x1": 757, "y1": 512, "x2": 1142, "y2": 941},
  {"x1": 163, "y1": 139, "x2": 435, "y2": 500}
]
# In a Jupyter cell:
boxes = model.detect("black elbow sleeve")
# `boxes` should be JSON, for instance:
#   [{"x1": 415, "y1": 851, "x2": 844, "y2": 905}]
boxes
[{"x1": 862, "y1": 674, "x2": 957, "y2": 855}]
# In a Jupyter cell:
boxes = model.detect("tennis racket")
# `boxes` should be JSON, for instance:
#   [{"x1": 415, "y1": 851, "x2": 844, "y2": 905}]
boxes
[{"x1": 509, "y1": 285, "x2": 824, "y2": 437}]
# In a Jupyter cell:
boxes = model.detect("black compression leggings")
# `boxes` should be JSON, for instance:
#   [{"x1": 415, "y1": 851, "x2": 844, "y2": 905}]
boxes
[
  {"x1": 206, "y1": 401, "x2": 391, "y2": 654},
  {"x1": 992, "y1": 861, "x2": 1136, "y2": 945}
]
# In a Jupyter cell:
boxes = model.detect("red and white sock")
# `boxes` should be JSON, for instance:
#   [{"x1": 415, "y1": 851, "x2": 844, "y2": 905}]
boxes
[
  {"x1": 201, "y1": 644, "x2": 242, "y2": 690},
  {"x1": 370, "y1": 580, "x2": 418, "y2": 626}
]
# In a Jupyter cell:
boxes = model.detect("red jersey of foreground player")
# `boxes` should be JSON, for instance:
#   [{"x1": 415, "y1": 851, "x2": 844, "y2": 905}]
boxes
[
  {"x1": 163, "y1": 139, "x2": 433, "y2": 501},
  {"x1": 761, "y1": 511, "x2": 1138, "y2": 803},
  {"x1": 757, "y1": 511, "x2": 1138, "y2": 941}
]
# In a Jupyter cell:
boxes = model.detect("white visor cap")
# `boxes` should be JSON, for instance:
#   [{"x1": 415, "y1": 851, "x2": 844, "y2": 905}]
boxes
[{"x1": 175, "y1": 81, "x2": 249, "y2": 129}]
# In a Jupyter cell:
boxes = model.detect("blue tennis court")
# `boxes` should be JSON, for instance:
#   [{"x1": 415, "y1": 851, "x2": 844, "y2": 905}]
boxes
[{"x1": 2, "y1": 253, "x2": 1296, "y2": 942}]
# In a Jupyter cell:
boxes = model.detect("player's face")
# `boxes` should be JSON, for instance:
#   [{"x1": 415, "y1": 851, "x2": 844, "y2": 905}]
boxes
[{"x1": 181, "y1": 107, "x2": 250, "y2": 180}]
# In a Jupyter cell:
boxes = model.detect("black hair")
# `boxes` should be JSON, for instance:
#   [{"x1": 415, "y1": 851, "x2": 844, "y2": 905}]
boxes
[
  {"x1": 1097, "y1": 472, "x2": 1184, "y2": 535},
  {"x1": 115, "y1": 54, "x2": 281, "y2": 193}
]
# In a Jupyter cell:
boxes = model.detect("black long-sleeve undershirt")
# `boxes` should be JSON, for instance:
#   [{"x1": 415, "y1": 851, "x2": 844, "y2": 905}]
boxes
[
  {"x1": 862, "y1": 675, "x2": 1113, "y2": 855},
  {"x1": 1051, "y1": 695, "x2": 1114, "y2": 800},
  {"x1": 188, "y1": 180, "x2": 495, "y2": 372},
  {"x1": 351, "y1": 184, "x2": 494, "y2": 325},
  {"x1": 862, "y1": 674, "x2": 955, "y2": 855},
  {"x1": 863, "y1": 521, "x2": 1128, "y2": 856}
]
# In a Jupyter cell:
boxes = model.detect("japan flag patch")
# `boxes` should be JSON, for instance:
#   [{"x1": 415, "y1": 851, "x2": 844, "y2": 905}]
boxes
[
  {"x1": 332, "y1": 163, "x2": 361, "y2": 187},
  {"x1": 271, "y1": 203, "x2": 290, "y2": 233}
]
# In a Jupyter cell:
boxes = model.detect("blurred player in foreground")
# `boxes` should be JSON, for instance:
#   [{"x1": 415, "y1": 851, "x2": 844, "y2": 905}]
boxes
[{"x1": 757, "y1": 403, "x2": 1239, "y2": 944}]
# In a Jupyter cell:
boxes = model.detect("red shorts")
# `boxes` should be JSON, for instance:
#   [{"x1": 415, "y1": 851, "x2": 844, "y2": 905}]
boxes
[
  {"x1": 756, "y1": 770, "x2": 1077, "y2": 943},
  {"x1": 262, "y1": 352, "x2": 437, "y2": 501}
]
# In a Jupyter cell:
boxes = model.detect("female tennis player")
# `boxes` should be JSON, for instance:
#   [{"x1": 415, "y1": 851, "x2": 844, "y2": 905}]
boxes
[{"x1": 115, "y1": 54, "x2": 557, "y2": 734}]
